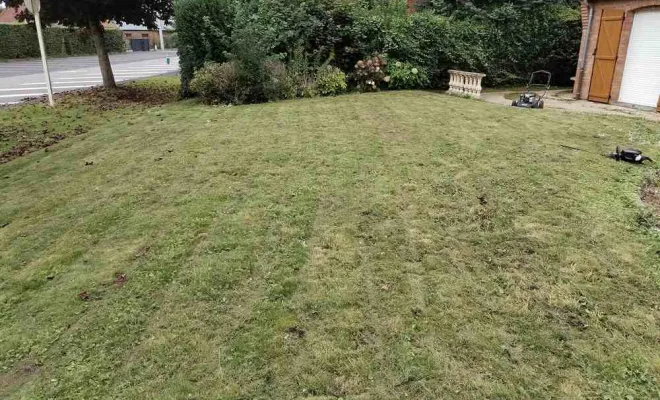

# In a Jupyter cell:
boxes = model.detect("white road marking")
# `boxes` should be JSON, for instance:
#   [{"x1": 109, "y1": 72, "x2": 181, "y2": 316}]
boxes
[
  {"x1": 0, "y1": 93, "x2": 46, "y2": 98},
  {"x1": 61, "y1": 68, "x2": 178, "y2": 74},
  {"x1": 0, "y1": 85, "x2": 94, "y2": 91},
  {"x1": 44, "y1": 73, "x2": 169, "y2": 80},
  {"x1": 21, "y1": 81, "x2": 103, "y2": 86}
]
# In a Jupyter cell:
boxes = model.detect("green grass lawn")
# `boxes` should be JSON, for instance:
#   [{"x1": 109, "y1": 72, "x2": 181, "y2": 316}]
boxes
[{"x1": 1, "y1": 87, "x2": 659, "y2": 399}]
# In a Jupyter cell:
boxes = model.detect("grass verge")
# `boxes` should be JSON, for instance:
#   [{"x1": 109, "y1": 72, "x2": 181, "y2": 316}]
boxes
[{"x1": 0, "y1": 77, "x2": 179, "y2": 163}]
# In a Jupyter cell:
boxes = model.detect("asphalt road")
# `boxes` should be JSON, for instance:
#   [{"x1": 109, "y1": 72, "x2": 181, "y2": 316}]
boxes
[{"x1": 0, "y1": 51, "x2": 179, "y2": 105}]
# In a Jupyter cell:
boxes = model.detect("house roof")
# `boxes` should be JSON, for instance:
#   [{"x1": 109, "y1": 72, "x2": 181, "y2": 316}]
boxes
[
  {"x1": 119, "y1": 22, "x2": 174, "y2": 32},
  {"x1": 0, "y1": 6, "x2": 23, "y2": 24}
]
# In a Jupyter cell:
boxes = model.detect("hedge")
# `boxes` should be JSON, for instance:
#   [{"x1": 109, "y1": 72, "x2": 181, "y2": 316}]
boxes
[
  {"x1": 174, "y1": 0, "x2": 235, "y2": 96},
  {"x1": 0, "y1": 25, "x2": 125, "y2": 59},
  {"x1": 175, "y1": 0, "x2": 581, "y2": 92}
]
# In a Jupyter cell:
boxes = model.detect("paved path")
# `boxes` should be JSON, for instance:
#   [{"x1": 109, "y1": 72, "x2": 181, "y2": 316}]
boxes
[
  {"x1": 0, "y1": 51, "x2": 179, "y2": 105},
  {"x1": 481, "y1": 90, "x2": 660, "y2": 122}
]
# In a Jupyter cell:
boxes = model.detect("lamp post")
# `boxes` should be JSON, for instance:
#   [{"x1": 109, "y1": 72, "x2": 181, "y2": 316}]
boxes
[
  {"x1": 24, "y1": 0, "x2": 54, "y2": 106},
  {"x1": 158, "y1": 19, "x2": 165, "y2": 51}
]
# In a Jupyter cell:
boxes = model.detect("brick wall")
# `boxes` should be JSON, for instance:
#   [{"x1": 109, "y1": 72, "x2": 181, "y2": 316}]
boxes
[{"x1": 573, "y1": 0, "x2": 660, "y2": 103}]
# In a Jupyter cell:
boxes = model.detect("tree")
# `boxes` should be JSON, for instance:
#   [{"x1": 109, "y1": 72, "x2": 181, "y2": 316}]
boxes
[{"x1": 6, "y1": 0, "x2": 173, "y2": 88}]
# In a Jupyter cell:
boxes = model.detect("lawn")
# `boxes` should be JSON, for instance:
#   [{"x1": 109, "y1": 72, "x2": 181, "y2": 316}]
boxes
[{"x1": 1, "y1": 86, "x2": 659, "y2": 399}]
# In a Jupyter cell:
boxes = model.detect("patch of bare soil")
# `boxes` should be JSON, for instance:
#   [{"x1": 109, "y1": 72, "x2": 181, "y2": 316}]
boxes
[
  {"x1": 0, "y1": 126, "x2": 81, "y2": 164},
  {"x1": 640, "y1": 171, "x2": 660, "y2": 222},
  {"x1": 0, "y1": 359, "x2": 41, "y2": 396},
  {"x1": 0, "y1": 83, "x2": 179, "y2": 164},
  {"x1": 27, "y1": 84, "x2": 180, "y2": 110}
]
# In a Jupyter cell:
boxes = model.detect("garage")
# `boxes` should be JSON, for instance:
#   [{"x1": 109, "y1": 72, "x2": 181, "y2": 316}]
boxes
[
  {"x1": 618, "y1": 8, "x2": 660, "y2": 108},
  {"x1": 573, "y1": 1, "x2": 660, "y2": 111}
]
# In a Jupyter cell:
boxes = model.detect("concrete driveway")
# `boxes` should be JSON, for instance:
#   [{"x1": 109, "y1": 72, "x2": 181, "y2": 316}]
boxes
[
  {"x1": 0, "y1": 51, "x2": 179, "y2": 105},
  {"x1": 482, "y1": 89, "x2": 660, "y2": 122}
]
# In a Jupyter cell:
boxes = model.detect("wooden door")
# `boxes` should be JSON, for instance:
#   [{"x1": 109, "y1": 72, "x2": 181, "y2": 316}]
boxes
[{"x1": 588, "y1": 10, "x2": 625, "y2": 103}]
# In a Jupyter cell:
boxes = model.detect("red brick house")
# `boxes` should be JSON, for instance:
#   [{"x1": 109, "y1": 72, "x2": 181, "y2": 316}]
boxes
[
  {"x1": 0, "y1": 5, "x2": 23, "y2": 24},
  {"x1": 573, "y1": 0, "x2": 660, "y2": 111}
]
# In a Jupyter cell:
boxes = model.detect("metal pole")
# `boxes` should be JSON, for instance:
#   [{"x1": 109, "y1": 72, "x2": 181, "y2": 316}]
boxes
[
  {"x1": 33, "y1": 10, "x2": 54, "y2": 106},
  {"x1": 158, "y1": 19, "x2": 165, "y2": 51}
]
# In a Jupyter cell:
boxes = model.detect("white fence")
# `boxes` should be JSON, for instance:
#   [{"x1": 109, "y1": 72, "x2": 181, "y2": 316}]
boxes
[{"x1": 447, "y1": 70, "x2": 486, "y2": 99}]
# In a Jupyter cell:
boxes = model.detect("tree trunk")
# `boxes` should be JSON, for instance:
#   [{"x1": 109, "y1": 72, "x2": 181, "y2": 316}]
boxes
[{"x1": 89, "y1": 19, "x2": 116, "y2": 89}]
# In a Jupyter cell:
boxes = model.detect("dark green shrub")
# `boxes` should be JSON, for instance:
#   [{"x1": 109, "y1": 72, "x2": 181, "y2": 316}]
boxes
[
  {"x1": 386, "y1": 60, "x2": 430, "y2": 89},
  {"x1": 189, "y1": 61, "x2": 246, "y2": 104},
  {"x1": 315, "y1": 65, "x2": 347, "y2": 96},
  {"x1": 285, "y1": 48, "x2": 317, "y2": 98},
  {"x1": 263, "y1": 61, "x2": 298, "y2": 101},
  {"x1": 164, "y1": 32, "x2": 178, "y2": 49},
  {"x1": 174, "y1": 0, "x2": 234, "y2": 96},
  {"x1": 419, "y1": 1, "x2": 581, "y2": 86}
]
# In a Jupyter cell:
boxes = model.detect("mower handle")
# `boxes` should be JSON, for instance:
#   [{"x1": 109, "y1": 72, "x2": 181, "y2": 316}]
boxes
[{"x1": 528, "y1": 70, "x2": 552, "y2": 87}]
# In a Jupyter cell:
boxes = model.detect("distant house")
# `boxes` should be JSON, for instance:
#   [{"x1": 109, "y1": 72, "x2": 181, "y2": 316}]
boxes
[
  {"x1": 0, "y1": 5, "x2": 23, "y2": 24},
  {"x1": 119, "y1": 23, "x2": 174, "y2": 52},
  {"x1": 573, "y1": 0, "x2": 660, "y2": 111}
]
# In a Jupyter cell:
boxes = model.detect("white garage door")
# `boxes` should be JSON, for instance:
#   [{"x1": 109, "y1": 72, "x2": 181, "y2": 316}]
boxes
[{"x1": 618, "y1": 8, "x2": 660, "y2": 108}]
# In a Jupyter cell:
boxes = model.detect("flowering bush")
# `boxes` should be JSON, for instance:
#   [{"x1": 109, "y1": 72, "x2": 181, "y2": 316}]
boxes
[
  {"x1": 354, "y1": 55, "x2": 389, "y2": 92},
  {"x1": 386, "y1": 60, "x2": 430, "y2": 90}
]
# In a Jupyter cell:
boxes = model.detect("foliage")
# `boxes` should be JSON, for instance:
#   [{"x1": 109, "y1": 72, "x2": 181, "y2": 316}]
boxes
[
  {"x1": 0, "y1": 25, "x2": 124, "y2": 59},
  {"x1": 285, "y1": 48, "x2": 318, "y2": 98},
  {"x1": 354, "y1": 54, "x2": 389, "y2": 92},
  {"x1": 190, "y1": 57, "x2": 320, "y2": 104},
  {"x1": 174, "y1": 0, "x2": 234, "y2": 96},
  {"x1": 263, "y1": 61, "x2": 298, "y2": 101},
  {"x1": 315, "y1": 65, "x2": 347, "y2": 96},
  {"x1": 175, "y1": 0, "x2": 581, "y2": 96},
  {"x1": 420, "y1": 0, "x2": 582, "y2": 85},
  {"x1": 386, "y1": 59, "x2": 430, "y2": 89},
  {"x1": 163, "y1": 32, "x2": 178, "y2": 49},
  {"x1": 189, "y1": 61, "x2": 247, "y2": 104},
  {"x1": 6, "y1": 0, "x2": 173, "y2": 29}
]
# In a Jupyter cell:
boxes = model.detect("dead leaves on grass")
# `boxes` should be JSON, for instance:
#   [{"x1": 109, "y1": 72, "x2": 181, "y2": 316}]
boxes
[
  {"x1": 0, "y1": 125, "x2": 78, "y2": 164},
  {"x1": 0, "y1": 82, "x2": 179, "y2": 164},
  {"x1": 77, "y1": 273, "x2": 128, "y2": 301},
  {"x1": 113, "y1": 273, "x2": 128, "y2": 287},
  {"x1": 639, "y1": 170, "x2": 660, "y2": 228}
]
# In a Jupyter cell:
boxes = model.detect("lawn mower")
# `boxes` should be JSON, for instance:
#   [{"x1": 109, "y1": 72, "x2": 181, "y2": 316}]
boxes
[{"x1": 511, "y1": 70, "x2": 552, "y2": 109}]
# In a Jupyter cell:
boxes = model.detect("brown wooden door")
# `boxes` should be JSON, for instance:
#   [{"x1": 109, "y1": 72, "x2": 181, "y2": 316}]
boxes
[{"x1": 588, "y1": 10, "x2": 625, "y2": 103}]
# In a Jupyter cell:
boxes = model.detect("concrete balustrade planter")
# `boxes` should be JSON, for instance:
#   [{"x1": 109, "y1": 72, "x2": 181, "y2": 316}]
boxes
[{"x1": 447, "y1": 70, "x2": 486, "y2": 99}]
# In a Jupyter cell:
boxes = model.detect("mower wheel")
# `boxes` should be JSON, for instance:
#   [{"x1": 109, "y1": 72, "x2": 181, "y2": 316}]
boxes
[
  {"x1": 538, "y1": 100, "x2": 544, "y2": 109},
  {"x1": 511, "y1": 100, "x2": 517, "y2": 107}
]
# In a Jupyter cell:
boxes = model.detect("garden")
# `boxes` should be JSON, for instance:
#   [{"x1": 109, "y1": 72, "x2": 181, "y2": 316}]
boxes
[
  {"x1": 1, "y1": 0, "x2": 660, "y2": 398},
  {"x1": 176, "y1": 0, "x2": 582, "y2": 103}
]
